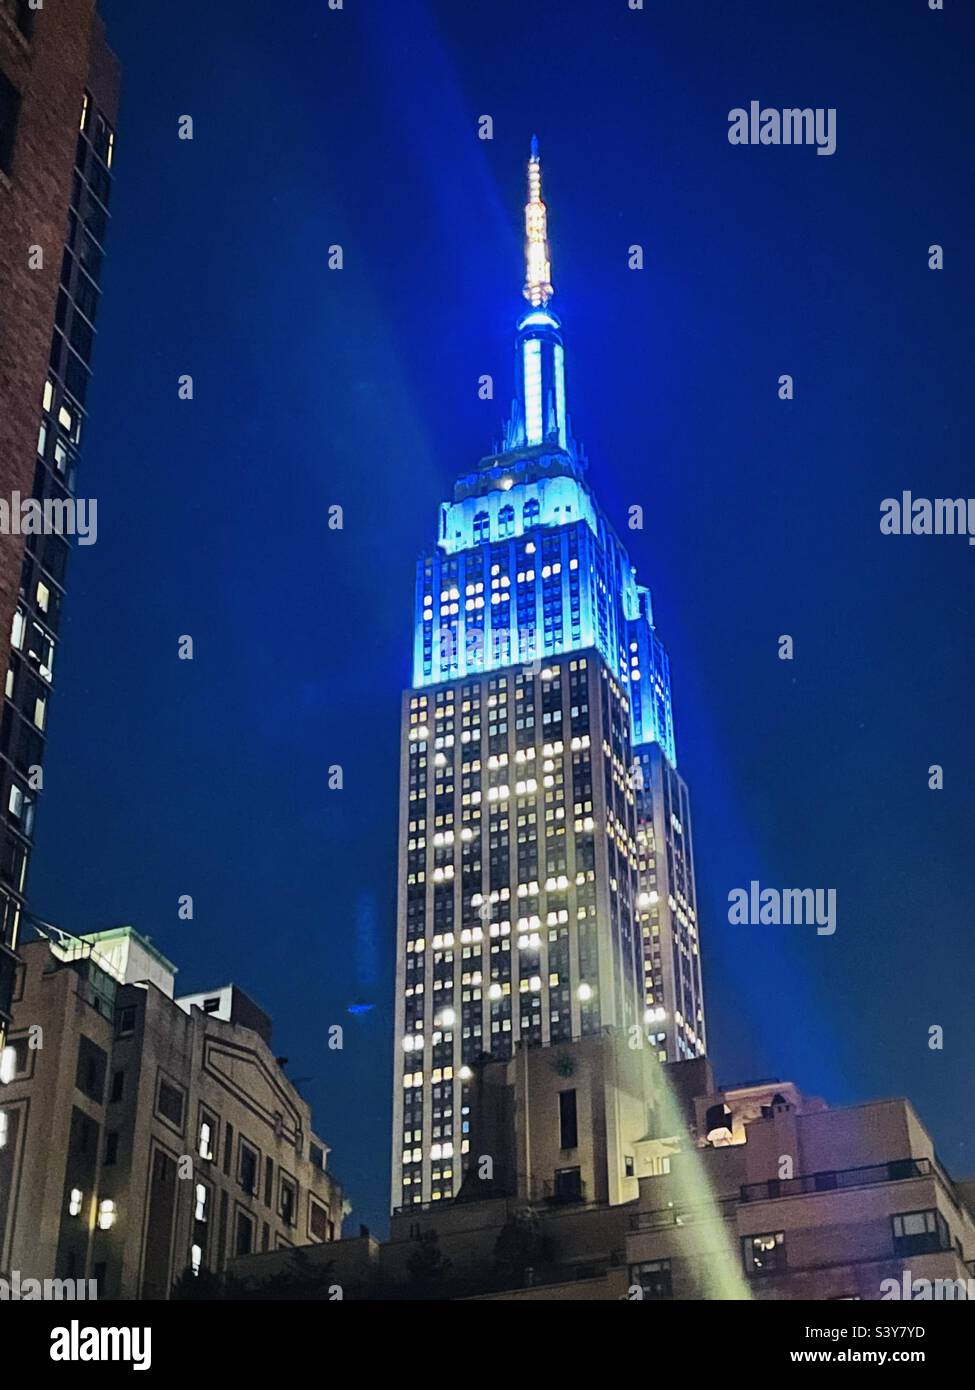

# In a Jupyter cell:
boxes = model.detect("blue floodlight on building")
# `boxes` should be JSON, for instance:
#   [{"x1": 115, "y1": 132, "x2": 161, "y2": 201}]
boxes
[{"x1": 410, "y1": 143, "x2": 677, "y2": 767}]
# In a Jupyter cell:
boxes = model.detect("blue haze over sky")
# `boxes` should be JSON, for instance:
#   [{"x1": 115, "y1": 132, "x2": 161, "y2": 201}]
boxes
[{"x1": 30, "y1": 0, "x2": 975, "y2": 1232}]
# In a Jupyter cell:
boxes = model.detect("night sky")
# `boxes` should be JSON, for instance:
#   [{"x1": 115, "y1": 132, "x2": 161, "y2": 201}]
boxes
[{"x1": 29, "y1": 0, "x2": 974, "y2": 1235}]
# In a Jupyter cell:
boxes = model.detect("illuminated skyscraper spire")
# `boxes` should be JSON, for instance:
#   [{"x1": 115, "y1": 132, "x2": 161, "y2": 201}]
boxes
[
  {"x1": 523, "y1": 135, "x2": 553, "y2": 308},
  {"x1": 507, "y1": 137, "x2": 569, "y2": 452},
  {"x1": 391, "y1": 140, "x2": 706, "y2": 1213}
]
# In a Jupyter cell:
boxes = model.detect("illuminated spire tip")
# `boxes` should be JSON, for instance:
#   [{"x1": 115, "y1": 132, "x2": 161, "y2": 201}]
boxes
[{"x1": 523, "y1": 137, "x2": 553, "y2": 308}]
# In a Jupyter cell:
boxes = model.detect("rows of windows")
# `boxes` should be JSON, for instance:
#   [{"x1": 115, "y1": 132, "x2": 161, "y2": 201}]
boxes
[
  {"x1": 0, "y1": 87, "x2": 117, "y2": 1024},
  {"x1": 397, "y1": 657, "x2": 653, "y2": 1203}
]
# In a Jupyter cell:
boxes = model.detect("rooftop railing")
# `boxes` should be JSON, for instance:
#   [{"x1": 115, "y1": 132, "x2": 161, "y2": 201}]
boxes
[{"x1": 740, "y1": 1157, "x2": 933, "y2": 1203}]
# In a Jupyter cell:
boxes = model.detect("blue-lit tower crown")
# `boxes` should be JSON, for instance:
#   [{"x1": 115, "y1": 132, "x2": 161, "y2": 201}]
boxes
[
  {"x1": 411, "y1": 140, "x2": 676, "y2": 767},
  {"x1": 392, "y1": 141, "x2": 707, "y2": 1212}
]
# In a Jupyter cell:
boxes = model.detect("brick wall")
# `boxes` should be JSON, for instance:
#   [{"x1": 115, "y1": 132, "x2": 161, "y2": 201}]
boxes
[{"x1": 0, "y1": 0, "x2": 99, "y2": 671}]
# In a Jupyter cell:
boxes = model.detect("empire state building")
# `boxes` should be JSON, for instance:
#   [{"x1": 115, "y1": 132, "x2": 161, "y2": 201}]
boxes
[{"x1": 392, "y1": 142, "x2": 706, "y2": 1210}]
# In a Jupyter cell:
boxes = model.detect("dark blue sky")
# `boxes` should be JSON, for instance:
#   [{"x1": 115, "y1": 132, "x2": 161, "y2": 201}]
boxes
[{"x1": 31, "y1": 0, "x2": 975, "y2": 1234}]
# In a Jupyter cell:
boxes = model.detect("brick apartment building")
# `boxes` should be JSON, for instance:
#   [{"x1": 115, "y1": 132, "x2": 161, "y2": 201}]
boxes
[{"x1": 0, "y1": 0, "x2": 119, "y2": 1029}]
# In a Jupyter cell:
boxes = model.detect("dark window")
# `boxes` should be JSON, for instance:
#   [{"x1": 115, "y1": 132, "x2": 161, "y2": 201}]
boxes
[
  {"x1": 238, "y1": 1141, "x2": 258, "y2": 1196},
  {"x1": 558, "y1": 1089, "x2": 578, "y2": 1150},
  {"x1": 630, "y1": 1259, "x2": 672, "y2": 1300},
  {"x1": 73, "y1": 272, "x2": 99, "y2": 325},
  {"x1": 223, "y1": 1123, "x2": 234, "y2": 1175},
  {"x1": 263, "y1": 1156, "x2": 274, "y2": 1207},
  {"x1": 892, "y1": 1210, "x2": 950, "y2": 1256},
  {"x1": 114, "y1": 1005, "x2": 136, "y2": 1039},
  {"x1": 743, "y1": 1231, "x2": 785, "y2": 1275},
  {"x1": 552, "y1": 1166, "x2": 582, "y2": 1203},
  {"x1": 81, "y1": 195, "x2": 107, "y2": 246},
  {"x1": 87, "y1": 157, "x2": 111, "y2": 207},
  {"x1": 309, "y1": 1199, "x2": 330, "y2": 1242},
  {"x1": 75, "y1": 228, "x2": 102, "y2": 282},
  {"x1": 156, "y1": 1077, "x2": 185, "y2": 1130},
  {"x1": 64, "y1": 349, "x2": 89, "y2": 405},
  {"x1": 279, "y1": 1175, "x2": 296, "y2": 1226},
  {"x1": 0, "y1": 70, "x2": 21, "y2": 175},
  {"x1": 69, "y1": 312, "x2": 94, "y2": 365},
  {"x1": 16, "y1": 2, "x2": 36, "y2": 39},
  {"x1": 234, "y1": 1209, "x2": 254, "y2": 1257},
  {"x1": 75, "y1": 1036, "x2": 107, "y2": 1103},
  {"x1": 109, "y1": 1070, "x2": 124, "y2": 1103},
  {"x1": 218, "y1": 1190, "x2": 228, "y2": 1263},
  {"x1": 74, "y1": 1113, "x2": 95, "y2": 1155},
  {"x1": 103, "y1": 1132, "x2": 118, "y2": 1166}
]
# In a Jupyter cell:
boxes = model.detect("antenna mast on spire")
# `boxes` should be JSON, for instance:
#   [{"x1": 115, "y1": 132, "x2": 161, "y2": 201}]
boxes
[{"x1": 523, "y1": 136, "x2": 553, "y2": 307}]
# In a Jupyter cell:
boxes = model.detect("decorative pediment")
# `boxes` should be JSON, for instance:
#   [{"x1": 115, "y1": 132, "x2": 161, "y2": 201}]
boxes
[{"x1": 202, "y1": 1037, "x2": 303, "y2": 1147}]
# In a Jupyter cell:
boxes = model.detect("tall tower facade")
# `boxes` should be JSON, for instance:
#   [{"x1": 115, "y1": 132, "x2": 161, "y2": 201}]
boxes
[
  {"x1": 391, "y1": 144, "x2": 705, "y2": 1210},
  {"x1": 0, "y1": 4, "x2": 119, "y2": 1031}
]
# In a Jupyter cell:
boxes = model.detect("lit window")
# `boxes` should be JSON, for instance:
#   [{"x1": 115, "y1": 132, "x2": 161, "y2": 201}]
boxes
[
  {"x1": 554, "y1": 343, "x2": 566, "y2": 448},
  {"x1": 0, "y1": 1046, "x2": 17, "y2": 1084},
  {"x1": 523, "y1": 338, "x2": 543, "y2": 444},
  {"x1": 743, "y1": 1231, "x2": 784, "y2": 1274},
  {"x1": 198, "y1": 1118, "x2": 214, "y2": 1161}
]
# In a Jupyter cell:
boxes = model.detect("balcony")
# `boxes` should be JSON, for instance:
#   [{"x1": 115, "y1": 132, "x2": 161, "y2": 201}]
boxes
[
  {"x1": 630, "y1": 1196, "x2": 738, "y2": 1232},
  {"x1": 740, "y1": 1158, "x2": 932, "y2": 1203}
]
